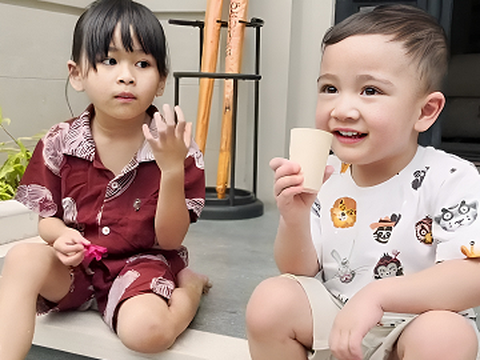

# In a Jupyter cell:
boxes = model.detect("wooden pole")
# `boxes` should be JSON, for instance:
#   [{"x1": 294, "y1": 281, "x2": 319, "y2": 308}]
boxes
[
  {"x1": 195, "y1": 0, "x2": 224, "y2": 154},
  {"x1": 216, "y1": 0, "x2": 248, "y2": 199}
]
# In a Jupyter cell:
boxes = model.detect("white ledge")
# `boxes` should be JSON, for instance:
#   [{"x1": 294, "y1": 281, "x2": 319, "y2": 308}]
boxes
[
  {"x1": 0, "y1": 200, "x2": 38, "y2": 245},
  {"x1": 34, "y1": 311, "x2": 250, "y2": 360}
]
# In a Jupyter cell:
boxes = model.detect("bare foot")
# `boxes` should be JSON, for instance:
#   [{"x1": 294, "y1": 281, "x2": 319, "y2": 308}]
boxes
[{"x1": 177, "y1": 268, "x2": 212, "y2": 295}]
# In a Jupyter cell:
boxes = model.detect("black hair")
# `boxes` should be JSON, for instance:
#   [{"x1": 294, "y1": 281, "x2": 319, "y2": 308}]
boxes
[
  {"x1": 323, "y1": 5, "x2": 448, "y2": 93},
  {"x1": 71, "y1": 0, "x2": 169, "y2": 78}
]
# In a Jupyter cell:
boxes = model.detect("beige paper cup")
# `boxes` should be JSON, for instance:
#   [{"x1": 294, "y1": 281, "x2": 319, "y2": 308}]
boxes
[{"x1": 289, "y1": 128, "x2": 333, "y2": 193}]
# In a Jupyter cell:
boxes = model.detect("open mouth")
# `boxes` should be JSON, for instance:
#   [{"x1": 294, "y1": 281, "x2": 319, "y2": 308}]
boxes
[{"x1": 335, "y1": 130, "x2": 367, "y2": 140}]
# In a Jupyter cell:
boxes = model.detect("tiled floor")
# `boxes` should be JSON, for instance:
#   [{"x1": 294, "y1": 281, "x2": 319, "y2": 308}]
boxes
[{"x1": 0, "y1": 203, "x2": 280, "y2": 359}]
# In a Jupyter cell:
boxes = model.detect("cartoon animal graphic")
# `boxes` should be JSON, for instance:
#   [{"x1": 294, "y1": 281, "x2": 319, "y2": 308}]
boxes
[
  {"x1": 460, "y1": 240, "x2": 480, "y2": 259},
  {"x1": 411, "y1": 166, "x2": 429, "y2": 190},
  {"x1": 311, "y1": 198, "x2": 321, "y2": 218},
  {"x1": 330, "y1": 197, "x2": 357, "y2": 228},
  {"x1": 330, "y1": 242, "x2": 368, "y2": 284},
  {"x1": 369, "y1": 214, "x2": 401, "y2": 244},
  {"x1": 331, "y1": 249, "x2": 356, "y2": 284},
  {"x1": 415, "y1": 216, "x2": 433, "y2": 244},
  {"x1": 341, "y1": 163, "x2": 350, "y2": 174},
  {"x1": 435, "y1": 200, "x2": 478, "y2": 232},
  {"x1": 373, "y1": 250, "x2": 404, "y2": 279}
]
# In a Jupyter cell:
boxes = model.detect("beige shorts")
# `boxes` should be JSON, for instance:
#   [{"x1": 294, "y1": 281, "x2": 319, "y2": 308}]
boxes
[{"x1": 285, "y1": 274, "x2": 480, "y2": 360}]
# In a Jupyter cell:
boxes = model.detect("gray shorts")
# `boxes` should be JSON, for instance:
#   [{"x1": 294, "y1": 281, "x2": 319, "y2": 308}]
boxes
[{"x1": 285, "y1": 274, "x2": 480, "y2": 360}]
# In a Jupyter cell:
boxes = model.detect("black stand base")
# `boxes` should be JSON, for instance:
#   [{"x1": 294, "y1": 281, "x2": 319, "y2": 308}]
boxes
[{"x1": 200, "y1": 187, "x2": 264, "y2": 220}]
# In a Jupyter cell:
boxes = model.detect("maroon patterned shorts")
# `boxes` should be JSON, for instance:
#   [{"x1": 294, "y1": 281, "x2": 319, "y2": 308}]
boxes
[{"x1": 37, "y1": 246, "x2": 188, "y2": 331}]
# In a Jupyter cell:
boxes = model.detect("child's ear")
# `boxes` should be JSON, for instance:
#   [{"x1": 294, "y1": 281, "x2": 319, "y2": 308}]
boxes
[
  {"x1": 156, "y1": 77, "x2": 166, "y2": 97},
  {"x1": 67, "y1": 60, "x2": 85, "y2": 92},
  {"x1": 414, "y1": 91, "x2": 446, "y2": 133}
]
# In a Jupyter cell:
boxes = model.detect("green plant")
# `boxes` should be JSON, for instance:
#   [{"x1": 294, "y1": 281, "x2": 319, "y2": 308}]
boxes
[{"x1": 0, "y1": 108, "x2": 37, "y2": 200}]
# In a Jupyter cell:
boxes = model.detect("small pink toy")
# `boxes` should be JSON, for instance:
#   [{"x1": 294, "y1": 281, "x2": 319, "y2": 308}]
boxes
[{"x1": 84, "y1": 243, "x2": 108, "y2": 262}]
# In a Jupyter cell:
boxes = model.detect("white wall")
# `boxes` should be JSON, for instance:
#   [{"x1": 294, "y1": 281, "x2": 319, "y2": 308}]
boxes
[{"x1": 0, "y1": 0, "x2": 334, "y2": 205}]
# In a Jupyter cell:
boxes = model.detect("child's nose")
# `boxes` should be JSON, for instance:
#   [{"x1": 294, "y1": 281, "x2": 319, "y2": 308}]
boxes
[
  {"x1": 117, "y1": 65, "x2": 135, "y2": 85},
  {"x1": 330, "y1": 95, "x2": 360, "y2": 121}
]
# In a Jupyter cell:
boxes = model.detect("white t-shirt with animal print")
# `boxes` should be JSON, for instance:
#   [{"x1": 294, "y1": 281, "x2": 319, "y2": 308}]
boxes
[{"x1": 312, "y1": 145, "x2": 480, "y2": 305}]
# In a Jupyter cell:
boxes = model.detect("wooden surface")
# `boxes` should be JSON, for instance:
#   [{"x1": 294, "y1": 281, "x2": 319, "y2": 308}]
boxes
[
  {"x1": 216, "y1": 0, "x2": 248, "y2": 199},
  {"x1": 194, "y1": 0, "x2": 224, "y2": 154}
]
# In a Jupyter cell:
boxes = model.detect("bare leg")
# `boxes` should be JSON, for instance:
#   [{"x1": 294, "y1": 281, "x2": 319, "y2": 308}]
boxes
[
  {"x1": 246, "y1": 276, "x2": 314, "y2": 360},
  {"x1": 395, "y1": 310, "x2": 478, "y2": 360},
  {"x1": 116, "y1": 268, "x2": 211, "y2": 353},
  {"x1": 0, "y1": 243, "x2": 72, "y2": 360}
]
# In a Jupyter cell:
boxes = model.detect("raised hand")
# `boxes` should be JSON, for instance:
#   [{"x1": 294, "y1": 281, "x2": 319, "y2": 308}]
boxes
[{"x1": 143, "y1": 104, "x2": 192, "y2": 173}]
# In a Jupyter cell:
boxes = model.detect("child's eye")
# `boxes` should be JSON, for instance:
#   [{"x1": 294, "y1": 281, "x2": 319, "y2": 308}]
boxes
[
  {"x1": 361, "y1": 87, "x2": 381, "y2": 96},
  {"x1": 136, "y1": 61, "x2": 150, "y2": 69},
  {"x1": 319, "y1": 84, "x2": 338, "y2": 94},
  {"x1": 101, "y1": 58, "x2": 117, "y2": 66}
]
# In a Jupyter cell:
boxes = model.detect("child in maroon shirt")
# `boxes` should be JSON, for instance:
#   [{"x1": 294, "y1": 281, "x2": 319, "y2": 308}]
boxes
[{"x1": 0, "y1": 0, "x2": 210, "y2": 358}]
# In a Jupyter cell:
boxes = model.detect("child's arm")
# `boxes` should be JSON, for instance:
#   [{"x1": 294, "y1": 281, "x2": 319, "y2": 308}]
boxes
[
  {"x1": 38, "y1": 217, "x2": 90, "y2": 267},
  {"x1": 143, "y1": 105, "x2": 192, "y2": 250},
  {"x1": 270, "y1": 158, "x2": 331, "y2": 275},
  {"x1": 329, "y1": 258, "x2": 480, "y2": 360}
]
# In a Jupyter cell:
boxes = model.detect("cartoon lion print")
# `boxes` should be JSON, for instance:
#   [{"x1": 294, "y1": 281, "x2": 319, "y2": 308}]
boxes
[{"x1": 330, "y1": 197, "x2": 357, "y2": 228}]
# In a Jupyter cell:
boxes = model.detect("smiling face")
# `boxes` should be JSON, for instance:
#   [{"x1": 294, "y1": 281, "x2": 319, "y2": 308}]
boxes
[
  {"x1": 315, "y1": 34, "x2": 435, "y2": 185},
  {"x1": 69, "y1": 24, "x2": 165, "y2": 125}
]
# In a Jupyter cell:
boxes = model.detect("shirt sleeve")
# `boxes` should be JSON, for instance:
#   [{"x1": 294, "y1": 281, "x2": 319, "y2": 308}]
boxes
[
  {"x1": 14, "y1": 138, "x2": 63, "y2": 219},
  {"x1": 184, "y1": 141, "x2": 206, "y2": 222},
  {"x1": 433, "y1": 158, "x2": 480, "y2": 262}
]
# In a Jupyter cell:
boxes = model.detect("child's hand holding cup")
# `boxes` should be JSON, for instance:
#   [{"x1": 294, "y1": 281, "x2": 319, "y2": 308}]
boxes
[{"x1": 289, "y1": 128, "x2": 333, "y2": 193}]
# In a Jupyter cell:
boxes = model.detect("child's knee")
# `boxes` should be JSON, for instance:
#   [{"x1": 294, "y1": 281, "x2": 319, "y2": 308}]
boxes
[
  {"x1": 117, "y1": 313, "x2": 176, "y2": 353},
  {"x1": 246, "y1": 276, "x2": 302, "y2": 336},
  {"x1": 5, "y1": 242, "x2": 38, "y2": 262},
  {"x1": 4, "y1": 243, "x2": 53, "y2": 272},
  {"x1": 398, "y1": 310, "x2": 478, "y2": 360}
]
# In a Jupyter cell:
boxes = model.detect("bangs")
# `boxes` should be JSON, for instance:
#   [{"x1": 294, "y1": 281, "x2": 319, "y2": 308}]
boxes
[{"x1": 72, "y1": 0, "x2": 169, "y2": 77}]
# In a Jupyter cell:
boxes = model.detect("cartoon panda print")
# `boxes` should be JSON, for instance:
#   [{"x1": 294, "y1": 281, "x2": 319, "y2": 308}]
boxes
[
  {"x1": 369, "y1": 214, "x2": 401, "y2": 244},
  {"x1": 415, "y1": 216, "x2": 433, "y2": 244},
  {"x1": 373, "y1": 250, "x2": 404, "y2": 279},
  {"x1": 434, "y1": 200, "x2": 478, "y2": 232}
]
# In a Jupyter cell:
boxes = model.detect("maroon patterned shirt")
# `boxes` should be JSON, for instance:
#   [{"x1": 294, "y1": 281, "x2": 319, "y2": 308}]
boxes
[{"x1": 16, "y1": 105, "x2": 205, "y2": 258}]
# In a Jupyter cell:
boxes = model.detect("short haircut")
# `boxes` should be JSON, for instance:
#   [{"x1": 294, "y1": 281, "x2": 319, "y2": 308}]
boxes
[
  {"x1": 71, "y1": 0, "x2": 169, "y2": 78},
  {"x1": 322, "y1": 5, "x2": 448, "y2": 93}
]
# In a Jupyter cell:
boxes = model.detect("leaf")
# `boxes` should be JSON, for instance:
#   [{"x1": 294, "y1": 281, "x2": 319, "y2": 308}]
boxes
[
  {"x1": 0, "y1": 107, "x2": 36, "y2": 200},
  {"x1": 0, "y1": 107, "x2": 11, "y2": 127}
]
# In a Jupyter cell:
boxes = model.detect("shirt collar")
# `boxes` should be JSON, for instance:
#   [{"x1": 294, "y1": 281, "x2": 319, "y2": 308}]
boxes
[{"x1": 63, "y1": 104, "x2": 158, "y2": 163}]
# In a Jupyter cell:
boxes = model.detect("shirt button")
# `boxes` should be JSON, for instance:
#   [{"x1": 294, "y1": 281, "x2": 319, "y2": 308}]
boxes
[{"x1": 101, "y1": 226, "x2": 110, "y2": 235}]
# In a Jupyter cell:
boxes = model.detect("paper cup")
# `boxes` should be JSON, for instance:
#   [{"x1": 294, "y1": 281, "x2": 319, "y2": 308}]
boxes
[{"x1": 289, "y1": 128, "x2": 333, "y2": 193}]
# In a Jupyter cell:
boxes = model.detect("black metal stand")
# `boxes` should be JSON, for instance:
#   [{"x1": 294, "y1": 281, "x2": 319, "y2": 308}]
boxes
[{"x1": 170, "y1": 18, "x2": 264, "y2": 220}]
